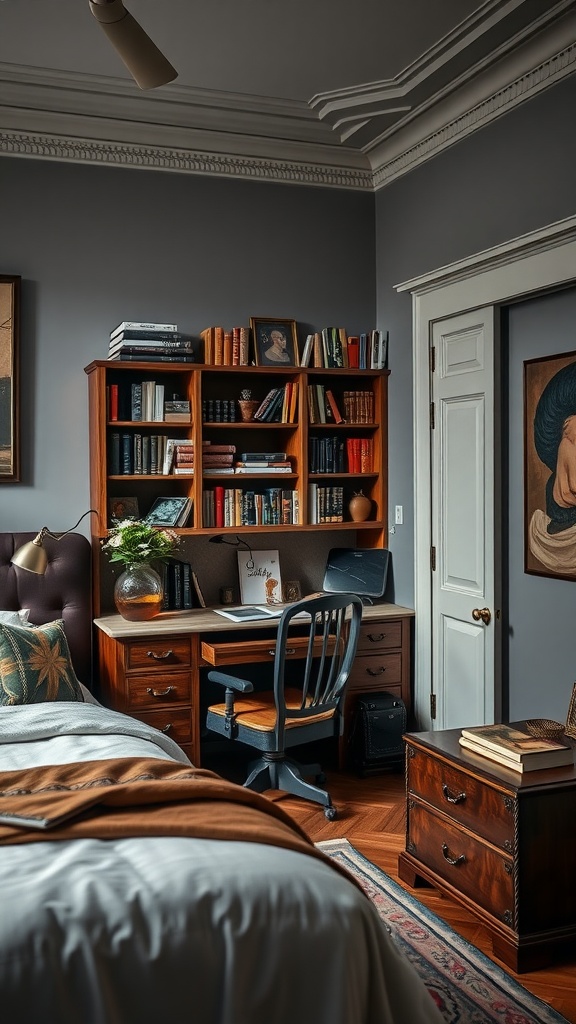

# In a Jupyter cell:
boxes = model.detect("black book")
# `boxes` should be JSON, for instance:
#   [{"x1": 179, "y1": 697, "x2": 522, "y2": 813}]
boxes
[
  {"x1": 181, "y1": 561, "x2": 193, "y2": 609},
  {"x1": 121, "y1": 433, "x2": 132, "y2": 474},
  {"x1": 114, "y1": 353, "x2": 195, "y2": 363},
  {"x1": 170, "y1": 561, "x2": 183, "y2": 610},
  {"x1": 109, "y1": 432, "x2": 121, "y2": 475}
]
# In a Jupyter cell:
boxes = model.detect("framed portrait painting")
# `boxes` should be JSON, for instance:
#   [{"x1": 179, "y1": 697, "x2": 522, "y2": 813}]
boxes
[
  {"x1": 524, "y1": 349, "x2": 576, "y2": 580},
  {"x1": 0, "y1": 275, "x2": 21, "y2": 483},
  {"x1": 250, "y1": 317, "x2": 299, "y2": 367}
]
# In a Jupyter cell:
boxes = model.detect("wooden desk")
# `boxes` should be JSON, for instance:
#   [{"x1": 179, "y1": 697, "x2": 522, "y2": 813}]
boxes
[
  {"x1": 94, "y1": 602, "x2": 414, "y2": 767},
  {"x1": 399, "y1": 727, "x2": 576, "y2": 972}
]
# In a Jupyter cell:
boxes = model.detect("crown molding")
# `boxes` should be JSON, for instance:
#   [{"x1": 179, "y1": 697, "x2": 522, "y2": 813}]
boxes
[
  {"x1": 0, "y1": 129, "x2": 373, "y2": 192},
  {"x1": 370, "y1": 34, "x2": 576, "y2": 190},
  {"x1": 0, "y1": 5, "x2": 574, "y2": 194}
]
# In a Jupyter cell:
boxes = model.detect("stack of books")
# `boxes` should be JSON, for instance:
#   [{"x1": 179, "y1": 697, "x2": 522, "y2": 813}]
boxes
[
  {"x1": 459, "y1": 723, "x2": 574, "y2": 773},
  {"x1": 107, "y1": 322, "x2": 195, "y2": 363},
  {"x1": 234, "y1": 452, "x2": 293, "y2": 474}
]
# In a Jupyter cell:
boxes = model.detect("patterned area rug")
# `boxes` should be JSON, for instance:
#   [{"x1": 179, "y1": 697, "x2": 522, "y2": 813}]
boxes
[{"x1": 317, "y1": 838, "x2": 569, "y2": 1024}]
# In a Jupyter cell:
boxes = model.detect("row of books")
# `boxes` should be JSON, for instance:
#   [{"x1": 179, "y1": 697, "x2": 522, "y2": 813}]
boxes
[
  {"x1": 109, "y1": 432, "x2": 170, "y2": 476},
  {"x1": 458, "y1": 723, "x2": 574, "y2": 773},
  {"x1": 160, "y1": 559, "x2": 206, "y2": 611},
  {"x1": 200, "y1": 326, "x2": 251, "y2": 366},
  {"x1": 308, "y1": 484, "x2": 345, "y2": 524},
  {"x1": 300, "y1": 329, "x2": 388, "y2": 370},
  {"x1": 346, "y1": 437, "x2": 374, "y2": 474},
  {"x1": 202, "y1": 487, "x2": 299, "y2": 528},
  {"x1": 307, "y1": 385, "x2": 343, "y2": 424},
  {"x1": 202, "y1": 399, "x2": 237, "y2": 423},
  {"x1": 107, "y1": 323, "x2": 196, "y2": 363},
  {"x1": 108, "y1": 382, "x2": 191, "y2": 423},
  {"x1": 253, "y1": 383, "x2": 299, "y2": 423},
  {"x1": 309, "y1": 436, "x2": 346, "y2": 474}
]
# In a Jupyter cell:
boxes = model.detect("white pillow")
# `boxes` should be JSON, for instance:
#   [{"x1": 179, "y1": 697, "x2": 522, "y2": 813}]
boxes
[{"x1": 0, "y1": 609, "x2": 30, "y2": 626}]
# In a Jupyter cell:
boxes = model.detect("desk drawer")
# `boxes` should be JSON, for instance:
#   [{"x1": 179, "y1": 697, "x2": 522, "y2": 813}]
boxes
[
  {"x1": 126, "y1": 637, "x2": 192, "y2": 671},
  {"x1": 201, "y1": 636, "x2": 337, "y2": 667},
  {"x1": 133, "y1": 708, "x2": 192, "y2": 745},
  {"x1": 348, "y1": 652, "x2": 402, "y2": 690},
  {"x1": 126, "y1": 673, "x2": 191, "y2": 710},
  {"x1": 407, "y1": 800, "x2": 515, "y2": 926},
  {"x1": 357, "y1": 620, "x2": 402, "y2": 652},
  {"x1": 407, "y1": 746, "x2": 515, "y2": 851}
]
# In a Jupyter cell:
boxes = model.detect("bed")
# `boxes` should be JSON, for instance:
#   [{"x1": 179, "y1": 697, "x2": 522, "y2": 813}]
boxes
[{"x1": 0, "y1": 532, "x2": 443, "y2": 1024}]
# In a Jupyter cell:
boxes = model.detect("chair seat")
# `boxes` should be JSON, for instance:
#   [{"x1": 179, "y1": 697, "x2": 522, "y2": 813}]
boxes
[{"x1": 208, "y1": 687, "x2": 335, "y2": 732}]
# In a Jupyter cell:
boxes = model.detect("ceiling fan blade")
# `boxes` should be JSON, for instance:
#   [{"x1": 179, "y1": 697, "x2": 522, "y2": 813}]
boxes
[{"x1": 89, "y1": 0, "x2": 177, "y2": 90}]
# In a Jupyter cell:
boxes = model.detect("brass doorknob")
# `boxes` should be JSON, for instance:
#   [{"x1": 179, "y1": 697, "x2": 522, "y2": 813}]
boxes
[{"x1": 472, "y1": 607, "x2": 491, "y2": 625}]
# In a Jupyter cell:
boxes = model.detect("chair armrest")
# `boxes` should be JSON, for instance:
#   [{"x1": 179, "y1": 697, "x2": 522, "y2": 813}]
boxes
[{"x1": 207, "y1": 670, "x2": 254, "y2": 693}]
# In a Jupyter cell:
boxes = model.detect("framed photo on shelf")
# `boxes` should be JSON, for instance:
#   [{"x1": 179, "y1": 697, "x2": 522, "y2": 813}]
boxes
[
  {"x1": 108, "y1": 496, "x2": 140, "y2": 522},
  {"x1": 524, "y1": 350, "x2": 576, "y2": 581},
  {"x1": 250, "y1": 317, "x2": 299, "y2": 367},
  {"x1": 0, "y1": 275, "x2": 21, "y2": 483}
]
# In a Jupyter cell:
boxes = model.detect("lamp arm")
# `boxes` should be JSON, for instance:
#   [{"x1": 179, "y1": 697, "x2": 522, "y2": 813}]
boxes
[{"x1": 41, "y1": 509, "x2": 99, "y2": 542}]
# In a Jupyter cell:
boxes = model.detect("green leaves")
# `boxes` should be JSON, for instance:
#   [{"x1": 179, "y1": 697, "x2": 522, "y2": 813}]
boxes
[{"x1": 102, "y1": 519, "x2": 179, "y2": 567}]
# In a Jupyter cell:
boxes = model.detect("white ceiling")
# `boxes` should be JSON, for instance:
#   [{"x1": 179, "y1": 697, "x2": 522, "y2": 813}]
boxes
[{"x1": 1, "y1": 0, "x2": 575, "y2": 190}]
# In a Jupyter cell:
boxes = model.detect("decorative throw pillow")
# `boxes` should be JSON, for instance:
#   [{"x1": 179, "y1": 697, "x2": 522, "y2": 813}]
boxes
[
  {"x1": 0, "y1": 609, "x2": 30, "y2": 626},
  {"x1": 0, "y1": 619, "x2": 84, "y2": 706}
]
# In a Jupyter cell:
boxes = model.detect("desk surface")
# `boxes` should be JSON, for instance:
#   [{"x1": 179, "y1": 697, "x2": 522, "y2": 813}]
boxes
[{"x1": 94, "y1": 601, "x2": 415, "y2": 640}]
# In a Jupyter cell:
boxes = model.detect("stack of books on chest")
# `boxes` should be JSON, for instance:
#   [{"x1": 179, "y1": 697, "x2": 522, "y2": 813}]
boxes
[{"x1": 459, "y1": 723, "x2": 574, "y2": 773}]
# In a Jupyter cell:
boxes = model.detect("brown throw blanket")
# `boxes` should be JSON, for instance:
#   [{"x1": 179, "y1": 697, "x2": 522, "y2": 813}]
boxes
[{"x1": 0, "y1": 757, "x2": 361, "y2": 889}]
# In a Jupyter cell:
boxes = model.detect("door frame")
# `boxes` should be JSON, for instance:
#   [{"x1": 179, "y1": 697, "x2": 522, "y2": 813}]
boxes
[{"x1": 395, "y1": 214, "x2": 576, "y2": 731}]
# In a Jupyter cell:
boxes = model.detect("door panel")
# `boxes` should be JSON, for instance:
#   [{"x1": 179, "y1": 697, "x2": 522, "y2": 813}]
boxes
[{"x1": 431, "y1": 310, "x2": 498, "y2": 730}]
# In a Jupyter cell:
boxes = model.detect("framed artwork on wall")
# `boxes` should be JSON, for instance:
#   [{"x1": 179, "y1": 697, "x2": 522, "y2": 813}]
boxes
[
  {"x1": 0, "y1": 275, "x2": 21, "y2": 483},
  {"x1": 524, "y1": 349, "x2": 576, "y2": 580},
  {"x1": 250, "y1": 317, "x2": 299, "y2": 367}
]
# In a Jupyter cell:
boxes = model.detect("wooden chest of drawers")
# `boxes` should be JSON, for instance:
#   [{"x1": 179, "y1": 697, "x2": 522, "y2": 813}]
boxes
[
  {"x1": 398, "y1": 728, "x2": 576, "y2": 972},
  {"x1": 97, "y1": 630, "x2": 200, "y2": 764}
]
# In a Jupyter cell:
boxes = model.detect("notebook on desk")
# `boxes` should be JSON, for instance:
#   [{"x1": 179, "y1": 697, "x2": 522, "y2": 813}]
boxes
[{"x1": 214, "y1": 604, "x2": 310, "y2": 623}]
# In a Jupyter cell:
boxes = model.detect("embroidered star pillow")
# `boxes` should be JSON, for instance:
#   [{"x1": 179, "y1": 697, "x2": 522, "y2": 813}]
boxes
[{"x1": 0, "y1": 619, "x2": 84, "y2": 706}]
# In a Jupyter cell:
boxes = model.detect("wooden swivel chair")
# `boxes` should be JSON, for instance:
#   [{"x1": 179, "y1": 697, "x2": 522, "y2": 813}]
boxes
[{"x1": 206, "y1": 592, "x2": 363, "y2": 819}]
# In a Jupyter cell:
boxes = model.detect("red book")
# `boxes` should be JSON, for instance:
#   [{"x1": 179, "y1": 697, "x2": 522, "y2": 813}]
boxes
[
  {"x1": 214, "y1": 486, "x2": 225, "y2": 528},
  {"x1": 109, "y1": 384, "x2": 119, "y2": 421},
  {"x1": 325, "y1": 389, "x2": 344, "y2": 424},
  {"x1": 347, "y1": 336, "x2": 360, "y2": 369}
]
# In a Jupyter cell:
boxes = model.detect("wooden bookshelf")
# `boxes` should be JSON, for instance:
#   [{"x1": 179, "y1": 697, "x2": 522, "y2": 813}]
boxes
[{"x1": 85, "y1": 360, "x2": 389, "y2": 614}]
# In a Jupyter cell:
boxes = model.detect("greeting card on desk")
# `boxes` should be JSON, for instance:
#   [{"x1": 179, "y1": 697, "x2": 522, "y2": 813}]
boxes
[{"x1": 237, "y1": 549, "x2": 282, "y2": 605}]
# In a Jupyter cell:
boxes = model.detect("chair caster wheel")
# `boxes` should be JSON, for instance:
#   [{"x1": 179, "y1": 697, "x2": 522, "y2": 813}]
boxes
[
  {"x1": 316, "y1": 772, "x2": 326, "y2": 785},
  {"x1": 324, "y1": 805, "x2": 337, "y2": 821}
]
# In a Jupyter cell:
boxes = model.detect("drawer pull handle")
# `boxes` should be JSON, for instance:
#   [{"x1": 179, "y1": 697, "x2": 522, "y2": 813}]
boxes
[
  {"x1": 366, "y1": 667, "x2": 386, "y2": 676},
  {"x1": 146, "y1": 686, "x2": 176, "y2": 698},
  {"x1": 161, "y1": 723, "x2": 173, "y2": 734},
  {"x1": 147, "y1": 649, "x2": 174, "y2": 660},
  {"x1": 442, "y1": 843, "x2": 465, "y2": 867},
  {"x1": 367, "y1": 633, "x2": 385, "y2": 643},
  {"x1": 268, "y1": 648, "x2": 297, "y2": 656},
  {"x1": 442, "y1": 783, "x2": 466, "y2": 805}
]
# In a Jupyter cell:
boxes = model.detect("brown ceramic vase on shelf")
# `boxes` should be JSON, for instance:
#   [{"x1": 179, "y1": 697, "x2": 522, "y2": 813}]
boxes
[
  {"x1": 113, "y1": 564, "x2": 164, "y2": 621},
  {"x1": 348, "y1": 491, "x2": 372, "y2": 523}
]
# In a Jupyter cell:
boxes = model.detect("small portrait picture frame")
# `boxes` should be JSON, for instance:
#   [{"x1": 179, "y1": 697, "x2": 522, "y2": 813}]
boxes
[{"x1": 250, "y1": 317, "x2": 299, "y2": 367}]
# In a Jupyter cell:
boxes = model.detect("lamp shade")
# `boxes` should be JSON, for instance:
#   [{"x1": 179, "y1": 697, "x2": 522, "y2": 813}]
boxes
[
  {"x1": 89, "y1": 0, "x2": 177, "y2": 90},
  {"x1": 10, "y1": 536, "x2": 48, "y2": 574}
]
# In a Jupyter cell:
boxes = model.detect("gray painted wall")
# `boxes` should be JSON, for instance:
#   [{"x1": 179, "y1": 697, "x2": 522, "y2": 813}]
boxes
[
  {"x1": 376, "y1": 73, "x2": 576, "y2": 610},
  {"x1": 0, "y1": 159, "x2": 375, "y2": 594},
  {"x1": 507, "y1": 287, "x2": 576, "y2": 724}
]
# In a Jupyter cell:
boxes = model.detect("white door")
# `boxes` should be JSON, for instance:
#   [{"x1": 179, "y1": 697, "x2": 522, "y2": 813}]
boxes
[{"x1": 430, "y1": 309, "x2": 500, "y2": 730}]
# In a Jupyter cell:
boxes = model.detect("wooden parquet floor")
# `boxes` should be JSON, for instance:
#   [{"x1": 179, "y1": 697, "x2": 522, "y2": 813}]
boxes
[{"x1": 267, "y1": 768, "x2": 576, "y2": 1024}]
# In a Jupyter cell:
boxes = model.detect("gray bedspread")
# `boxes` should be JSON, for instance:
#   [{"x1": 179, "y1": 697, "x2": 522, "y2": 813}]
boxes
[{"x1": 0, "y1": 702, "x2": 443, "y2": 1024}]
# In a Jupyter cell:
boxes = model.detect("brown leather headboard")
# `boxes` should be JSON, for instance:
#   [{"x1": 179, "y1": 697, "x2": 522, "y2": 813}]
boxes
[{"x1": 0, "y1": 532, "x2": 93, "y2": 689}]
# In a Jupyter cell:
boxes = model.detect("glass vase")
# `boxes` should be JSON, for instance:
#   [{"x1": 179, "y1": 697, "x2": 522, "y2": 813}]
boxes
[{"x1": 113, "y1": 564, "x2": 163, "y2": 621}]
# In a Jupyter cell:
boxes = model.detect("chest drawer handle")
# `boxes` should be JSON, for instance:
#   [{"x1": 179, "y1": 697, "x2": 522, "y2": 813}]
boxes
[
  {"x1": 442, "y1": 783, "x2": 466, "y2": 805},
  {"x1": 146, "y1": 686, "x2": 176, "y2": 698},
  {"x1": 147, "y1": 649, "x2": 174, "y2": 660},
  {"x1": 268, "y1": 648, "x2": 297, "y2": 656},
  {"x1": 161, "y1": 723, "x2": 173, "y2": 734},
  {"x1": 366, "y1": 666, "x2": 386, "y2": 676},
  {"x1": 367, "y1": 633, "x2": 385, "y2": 643},
  {"x1": 442, "y1": 843, "x2": 466, "y2": 867}
]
